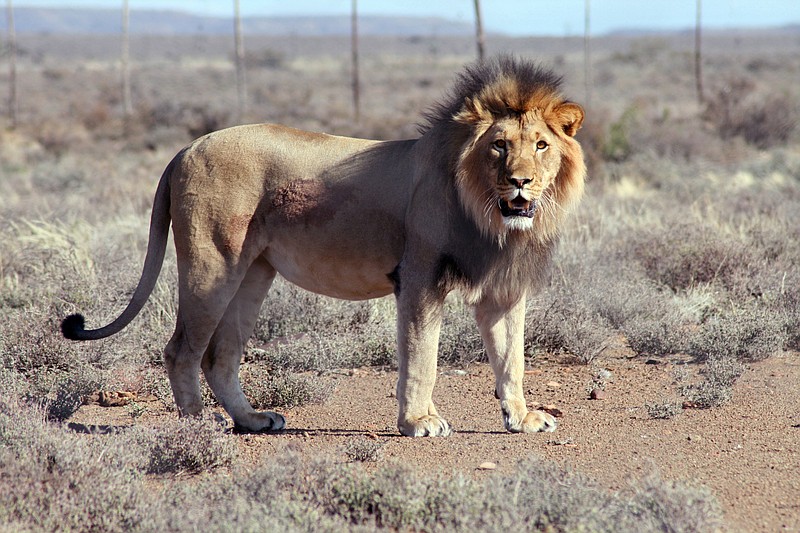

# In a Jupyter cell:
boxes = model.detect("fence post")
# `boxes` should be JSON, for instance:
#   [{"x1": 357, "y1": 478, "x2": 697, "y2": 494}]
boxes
[
  {"x1": 121, "y1": 0, "x2": 133, "y2": 132},
  {"x1": 351, "y1": 0, "x2": 360, "y2": 123},
  {"x1": 473, "y1": 0, "x2": 485, "y2": 62},
  {"x1": 6, "y1": 0, "x2": 18, "y2": 129},
  {"x1": 233, "y1": 0, "x2": 247, "y2": 123}
]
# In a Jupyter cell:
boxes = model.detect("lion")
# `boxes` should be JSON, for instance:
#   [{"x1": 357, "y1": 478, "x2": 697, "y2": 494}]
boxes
[{"x1": 62, "y1": 56, "x2": 586, "y2": 437}]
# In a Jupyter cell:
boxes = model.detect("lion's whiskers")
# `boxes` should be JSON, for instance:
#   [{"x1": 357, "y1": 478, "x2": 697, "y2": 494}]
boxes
[
  {"x1": 539, "y1": 191, "x2": 564, "y2": 219},
  {"x1": 482, "y1": 192, "x2": 497, "y2": 220}
]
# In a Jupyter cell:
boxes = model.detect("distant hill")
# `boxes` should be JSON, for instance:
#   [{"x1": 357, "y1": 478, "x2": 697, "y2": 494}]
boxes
[{"x1": 1, "y1": 7, "x2": 476, "y2": 36}]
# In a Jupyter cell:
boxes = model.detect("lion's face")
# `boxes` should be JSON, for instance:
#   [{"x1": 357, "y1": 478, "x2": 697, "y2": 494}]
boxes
[
  {"x1": 455, "y1": 101, "x2": 585, "y2": 242},
  {"x1": 484, "y1": 114, "x2": 564, "y2": 231}
]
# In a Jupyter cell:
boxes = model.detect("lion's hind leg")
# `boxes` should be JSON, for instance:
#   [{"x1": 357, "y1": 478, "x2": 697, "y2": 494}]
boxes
[{"x1": 200, "y1": 257, "x2": 285, "y2": 433}]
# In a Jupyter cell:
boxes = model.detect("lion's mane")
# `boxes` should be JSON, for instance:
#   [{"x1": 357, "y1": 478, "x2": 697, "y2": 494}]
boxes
[{"x1": 421, "y1": 56, "x2": 586, "y2": 244}]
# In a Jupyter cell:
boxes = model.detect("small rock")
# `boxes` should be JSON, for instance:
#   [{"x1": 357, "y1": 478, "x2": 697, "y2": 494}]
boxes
[
  {"x1": 589, "y1": 388, "x2": 607, "y2": 400},
  {"x1": 541, "y1": 405, "x2": 563, "y2": 418},
  {"x1": 477, "y1": 461, "x2": 497, "y2": 470},
  {"x1": 524, "y1": 369, "x2": 543, "y2": 375},
  {"x1": 546, "y1": 381, "x2": 562, "y2": 388}
]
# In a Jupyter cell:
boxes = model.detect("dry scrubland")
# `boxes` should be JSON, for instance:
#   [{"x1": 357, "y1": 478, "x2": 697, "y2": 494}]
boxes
[{"x1": 1, "y1": 31, "x2": 799, "y2": 531}]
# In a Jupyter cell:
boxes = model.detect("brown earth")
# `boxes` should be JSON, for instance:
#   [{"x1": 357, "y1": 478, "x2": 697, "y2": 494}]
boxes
[{"x1": 70, "y1": 349, "x2": 800, "y2": 532}]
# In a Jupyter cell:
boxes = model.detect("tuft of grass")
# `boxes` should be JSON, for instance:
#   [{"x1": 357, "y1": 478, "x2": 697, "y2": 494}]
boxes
[
  {"x1": 646, "y1": 400, "x2": 682, "y2": 419},
  {"x1": 343, "y1": 437, "x2": 385, "y2": 463}
]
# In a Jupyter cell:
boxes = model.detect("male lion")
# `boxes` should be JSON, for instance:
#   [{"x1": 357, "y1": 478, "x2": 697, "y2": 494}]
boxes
[{"x1": 62, "y1": 56, "x2": 586, "y2": 437}]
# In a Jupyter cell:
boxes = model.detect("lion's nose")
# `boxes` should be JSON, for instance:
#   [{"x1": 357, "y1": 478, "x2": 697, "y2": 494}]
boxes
[{"x1": 507, "y1": 176, "x2": 531, "y2": 189}]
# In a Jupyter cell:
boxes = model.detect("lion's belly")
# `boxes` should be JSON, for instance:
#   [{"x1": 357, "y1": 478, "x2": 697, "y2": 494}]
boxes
[{"x1": 265, "y1": 244, "x2": 396, "y2": 300}]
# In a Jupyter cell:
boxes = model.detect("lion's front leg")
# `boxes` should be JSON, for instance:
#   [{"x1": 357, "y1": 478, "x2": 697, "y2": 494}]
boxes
[
  {"x1": 395, "y1": 286, "x2": 452, "y2": 437},
  {"x1": 475, "y1": 296, "x2": 556, "y2": 433}
]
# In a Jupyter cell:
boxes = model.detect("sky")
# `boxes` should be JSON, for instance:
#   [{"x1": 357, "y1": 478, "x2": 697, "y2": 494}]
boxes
[{"x1": 12, "y1": 1, "x2": 800, "y2": 36}]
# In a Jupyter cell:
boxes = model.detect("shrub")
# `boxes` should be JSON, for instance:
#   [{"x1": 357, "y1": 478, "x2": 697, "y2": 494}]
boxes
[
  {"x1": 132, "y1": 416, "x2": 236, "y2": 475},
  {"x1": 0, "y1": 392, "x2": 150, "y2": 532},
  {"x1": 703, "y1": 77, "x2": 797, "y2": 149},
  {"x1": 630, "y1": 471, "x2": 723, "y2": 532},
  {"x1": 438, "y1": 298, "x2": 486, "y2": 366},
  {"x1": 623, "y1": 314, "x2": 688, "y2": 357},
  {"x1": 602, "y1": 106, "x2": 637, "y2": 162},
  {"x1": 38, "y1": 371, "x2": 103, "y2": 422},
  {"x1": 630, "y1": 222, "x2": 751, "y2": 293},
  {"x1": 680, "y1": 355, "x2": 745, "y2": 409},
  {"x1": 688, "y1": 308, "x2": 786, "y2": 362},
  {"x1": 249, "y1": 329, "x2": 394, "y2": 372},
  {"x1": 526, "y1": 293, "x2": 614, "y2": 364},
  {"x1": 242, "y1": 367, "x2": 333, "y2": 409}
]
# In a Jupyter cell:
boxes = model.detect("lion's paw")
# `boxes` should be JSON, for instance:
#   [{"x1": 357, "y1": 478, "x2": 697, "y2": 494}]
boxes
[
  {"x1": 232, "y1": 411, "x2": 286, "y2": 434},
  {"x1": 504, "y1": 408, "x2": 557, "y2": 433},
  {"x1": 398, "y1": 415, "x2": 453, "y2": 437}
]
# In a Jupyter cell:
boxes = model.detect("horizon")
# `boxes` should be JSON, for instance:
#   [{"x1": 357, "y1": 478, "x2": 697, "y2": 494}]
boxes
[{"x1": 8, "y1": 1, "x2": 800, "y2": 37}]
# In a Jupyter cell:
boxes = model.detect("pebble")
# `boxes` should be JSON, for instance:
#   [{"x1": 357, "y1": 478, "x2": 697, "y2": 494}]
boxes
[
  {"x1": 589, "y1": 388, "x2": 606, "y2": 400},
  {"x1": 477, "y1": 461, "x2": 497, "y2": 470},
  {"x1": 541, "y1": 405, "x2": 563, "y2": 417},
  {"x1": 546, "y1": 381, "x2": 562, "y2": 388}
]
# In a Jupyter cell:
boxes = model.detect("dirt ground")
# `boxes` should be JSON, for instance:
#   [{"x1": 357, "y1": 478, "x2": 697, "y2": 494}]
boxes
[{"x1": 70, "y1": 348, "x2": 800, "y2": 532}]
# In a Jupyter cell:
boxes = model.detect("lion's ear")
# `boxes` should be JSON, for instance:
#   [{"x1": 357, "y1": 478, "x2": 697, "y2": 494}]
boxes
[{"x1": 554, "y1": 102, "x2": 584, "y2": 137}]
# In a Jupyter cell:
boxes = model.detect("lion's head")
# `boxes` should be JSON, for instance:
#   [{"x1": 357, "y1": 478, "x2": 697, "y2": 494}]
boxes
[{"x1": 424, "y1": 57, "x2": 586, "y2": 244}]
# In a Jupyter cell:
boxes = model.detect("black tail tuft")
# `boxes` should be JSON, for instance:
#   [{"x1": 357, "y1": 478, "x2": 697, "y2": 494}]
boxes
[{"x1": 61, "y1": 314, "x2": 86, "y2": 340}]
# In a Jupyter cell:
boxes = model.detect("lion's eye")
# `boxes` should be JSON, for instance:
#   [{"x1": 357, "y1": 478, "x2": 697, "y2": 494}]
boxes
[
  {"x1": 536, "y1": 140, "x2": 549, "y2": 151},
  {"x1": 493, "y1": 139, "x2": 507, "y2": 151}
]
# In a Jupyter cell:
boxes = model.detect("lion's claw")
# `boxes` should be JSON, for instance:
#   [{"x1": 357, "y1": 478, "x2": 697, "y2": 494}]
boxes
[
  {"x1": 232, "y1": 411, "x2": 286, "y2": 434},
  {"x1": 504, "y1": 409, "x2": 557, "y2": 433},
  {"x1": 398, "y1": 415, "x2": 453, "y2": 437}
]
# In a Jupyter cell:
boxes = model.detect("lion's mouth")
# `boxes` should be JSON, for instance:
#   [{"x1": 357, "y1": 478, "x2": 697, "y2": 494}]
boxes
[{"x1": 498, "y1": 197, "x2": 537, "y2": 218}]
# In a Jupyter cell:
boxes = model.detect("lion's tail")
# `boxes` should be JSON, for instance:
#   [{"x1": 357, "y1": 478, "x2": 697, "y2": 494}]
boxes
[{"x1": 61, "y1": 158, "x2": 175, "y2": 341}]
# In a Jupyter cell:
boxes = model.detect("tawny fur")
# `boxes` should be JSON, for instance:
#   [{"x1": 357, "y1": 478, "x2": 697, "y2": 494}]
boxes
[{"x1": 62, "y1": 56, "x2": 586, "y2": 437}]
